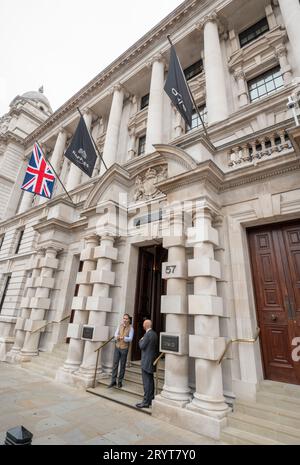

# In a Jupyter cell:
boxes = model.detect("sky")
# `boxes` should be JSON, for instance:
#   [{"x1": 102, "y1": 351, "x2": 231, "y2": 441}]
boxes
[{"x1": 0, "y1": 0, "x2": 183, "y2": 115}]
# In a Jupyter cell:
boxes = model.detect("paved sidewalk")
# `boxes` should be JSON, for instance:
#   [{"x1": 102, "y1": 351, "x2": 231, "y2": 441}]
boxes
[{"x1": 0, "y1": 363, "x2": 220, "y2": 445}]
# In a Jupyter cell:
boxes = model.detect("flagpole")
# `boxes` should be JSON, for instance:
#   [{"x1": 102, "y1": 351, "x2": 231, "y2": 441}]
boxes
[
  {"x1": 36, "y1": 140, "x2": 76, "y2": 206},
  {"x1": 166, "y1": 35, "x2": 210, "y2": 141},
  {"x1": 76, "y1": 107, "x2": 108, "y2": 171}
]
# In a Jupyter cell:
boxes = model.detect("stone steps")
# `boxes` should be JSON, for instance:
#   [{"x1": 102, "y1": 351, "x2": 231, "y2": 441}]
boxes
[
  {"x1": 21, "y1": 343, "x2": 68, "y2": 380},
  {"x1": 221, "y1": 381, "x2": 300, "y2": 445},
  {"x1": 221, "y1": 427, "x2": 283, "y2": 445}
]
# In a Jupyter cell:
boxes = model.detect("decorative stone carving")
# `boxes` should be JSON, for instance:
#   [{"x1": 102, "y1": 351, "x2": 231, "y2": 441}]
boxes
[{"x1": 133, "y1": 165, "x2": 167, "y2": 201}]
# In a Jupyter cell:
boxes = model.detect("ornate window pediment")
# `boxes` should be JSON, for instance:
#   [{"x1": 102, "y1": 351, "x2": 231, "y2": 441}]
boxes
[{"x1": 228, "y1": 26, "x2": 288, "y2": 78}]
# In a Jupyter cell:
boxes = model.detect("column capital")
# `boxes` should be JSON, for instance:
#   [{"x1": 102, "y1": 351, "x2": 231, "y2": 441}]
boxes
[
  {"x1": 146, "y1": 53, "x2": 166, "y2": 69},
  {"x1": 233, "y1": 68, "x2": 246, "y2": 81},
  {"x1": 274, "y1": 44, "x2": 287, "y2": 58},
  {"x1": 197, "y1": 12, "x2": 218, "y2": 30},
  {"x1": 56, "y1": 126, "x2": 71, "y2": 139},
  {"x1": 84, "y1": 234, "x2": 99, "y2": 247},
  {"x1": 109, "y1": 83, "x2": 125, "y2": 95}
]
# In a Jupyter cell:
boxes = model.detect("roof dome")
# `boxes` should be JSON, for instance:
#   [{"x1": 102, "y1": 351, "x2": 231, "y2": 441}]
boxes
[{"x1": 21, "y1": 87, "x2": 52, "y2": 110}]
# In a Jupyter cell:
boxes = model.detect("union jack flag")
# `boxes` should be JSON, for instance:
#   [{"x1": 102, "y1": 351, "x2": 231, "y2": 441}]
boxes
[{"x1": 21, "y1": 142, "x2": 56, "y2": 198}]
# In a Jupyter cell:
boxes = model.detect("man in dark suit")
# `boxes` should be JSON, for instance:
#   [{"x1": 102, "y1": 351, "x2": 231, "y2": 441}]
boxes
[{"x1": 136, "y1": 319, "x2": 158, "y2": 409}]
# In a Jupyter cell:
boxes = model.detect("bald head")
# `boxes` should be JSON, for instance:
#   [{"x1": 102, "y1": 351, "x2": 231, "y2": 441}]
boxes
[{"x1": 143, "y1": 319, "x2": 152, "y2": 331}]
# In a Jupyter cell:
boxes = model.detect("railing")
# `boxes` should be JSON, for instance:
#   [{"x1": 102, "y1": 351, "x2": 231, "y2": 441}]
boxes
[
  {"x1": 217, "y1": 327, "x2": 261, "y2": 364},
  {"x1": 153, "y1": 352, "x2": 165, "y2": 395},
  {"x1": 30, "y1": 314, "x2": 70, "y2": 334},
  {"x1": 228, "y1": 130, "x2": 292, "y2": 167},
  {"x1": 92, "y1": 336, "x2": 115, "y2": 388}
]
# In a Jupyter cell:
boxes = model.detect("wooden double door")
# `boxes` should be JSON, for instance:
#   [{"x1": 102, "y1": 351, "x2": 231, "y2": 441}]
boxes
[
  {"x1": 248, "y1": 221, "x2": 300, "y2": 385},
  {"x1": 131, "y1": 245, "x2": 167, "y2": 361}
]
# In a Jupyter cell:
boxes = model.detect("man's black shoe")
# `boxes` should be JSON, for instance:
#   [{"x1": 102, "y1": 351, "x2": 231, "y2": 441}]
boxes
[
  {"x1": 118, "y1": 381, "x2": 122, "y2": 388},
  {"x1": 135, "y1": 402, "x2": 150, "y2": 408},
  {"x1": 107, "y1": 382, "x2": 116, "y2": 388}
]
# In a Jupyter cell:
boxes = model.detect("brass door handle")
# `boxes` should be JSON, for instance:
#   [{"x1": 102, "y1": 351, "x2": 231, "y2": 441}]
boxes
[{"x1": 271, "y1": 314, "x2": 277, "y2": 321}]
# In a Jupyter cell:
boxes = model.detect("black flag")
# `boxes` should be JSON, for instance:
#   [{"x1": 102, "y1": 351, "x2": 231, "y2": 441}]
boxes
[
  {"x1": 64, "y1": 116, "x2": 97, "y2": 177},
  {"x1": 164, "y1": 45, "x2": 193, "y2": 127}
]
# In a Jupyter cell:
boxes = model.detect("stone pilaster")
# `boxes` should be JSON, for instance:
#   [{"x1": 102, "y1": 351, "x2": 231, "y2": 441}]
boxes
[
  {"x1": 19, "y1": 247, "x2": 60, "y2": 361},
  {"x1": 101, "y1": 84, "x2": 124, "y2": 173},
  {"x1": 234, "y1": 69, "x2": 248, "y2": 107},
  {"x1": 186, "y1": 205, "x2": 229, "y2": 437},
  {"x1": 278, "y1": 0, "x2": 300, "y2": 74},
  {"x1": 75, "y1": 235, "x2": 117, "y2": 387},
  {"x1": 145, "y1": 55, "x2": 165, "y2": 154},
  {"x1": 155, "y1": 211, "x2": 190, "y2": 407},
  {"x1": 275, "y1": 45, "x2": 292, "y2": 85},
  {"x1": 62, "y1": 235, "x2": 98, "y2": 374},
  {"x1": 201, "y1": 14, "x2": 229, "y2": 124}
]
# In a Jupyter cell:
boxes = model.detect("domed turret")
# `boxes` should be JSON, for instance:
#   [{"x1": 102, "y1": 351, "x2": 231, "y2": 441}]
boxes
[{"x1": 21, "y1": 86, "x2": 52, "y2": 112}]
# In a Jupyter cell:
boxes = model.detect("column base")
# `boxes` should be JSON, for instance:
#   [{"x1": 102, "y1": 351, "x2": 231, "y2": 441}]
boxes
[
  {"x1": 16, "y1": 349, "x2": 39, "y2": 362},
  {"x1": 72, "y1": 366, "x2": 103, "y2": 388},
  {"x1": 160, "y1": 386, "x2": 191, "y2": 406},
  {"x1": 5, "y1": 348, "x2": 22, "y2": 363},
  {"x1": 152, "y1": 397, "x2": 229, "y2": 440},
  {"x1": 186, "y1": 394, "x2": 231, "y2": 419}
]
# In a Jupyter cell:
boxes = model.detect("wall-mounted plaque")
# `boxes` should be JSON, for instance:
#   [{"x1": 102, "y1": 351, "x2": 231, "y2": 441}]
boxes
[
  {"x1": 161, "y1": 334, "x2": 179, "y2": 353},
  {"x1": 82, "y1": 325, "x2": 94, "y2": 340}
]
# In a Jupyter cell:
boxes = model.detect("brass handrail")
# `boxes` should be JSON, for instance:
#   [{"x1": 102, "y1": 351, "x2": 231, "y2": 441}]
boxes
[
  {"x1": 217, "y1": 327, "x2": 261, "y2": 364},
  {"x1": 92, "y1": 335, "x2": 115, "y2": 388},
  {"x1": 153, "y1": 352, "x2": 165, "y2": 395},
  {"x1": 31, "y1": 315, "x2": 70, "y2": 334}
]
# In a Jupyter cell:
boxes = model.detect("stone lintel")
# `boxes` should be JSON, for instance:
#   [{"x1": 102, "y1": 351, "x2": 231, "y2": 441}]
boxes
[
  {"x1": 86, "y1": 296, "x2": 113, "y2": 312},
  {"x1": 186, "y1": 226, "x2": 219, "y2": 247},
  {"x1": 67, "y1": 323, "x2": 82, "y2": 339},
  {"x1": 30, "y1": 297, "x2": 51, "y2": 310},
  {"x1": 161, "y1": 295, "x2": 188, "y2": 314},
  {"x1": 39, "y1": 257, "x2": 59, "y2": 270},
  {"x1": 71, "y1": 296, "x2": 87, "y2": 310},
  {"x1": 188, "y1": 295, "x2": 223, "y2": 316},
  {"x1": 93, "y1": 245, "x2": 118, "y2": 261},
  {"x1": 163, "y1": 236, "x2": 186, "y2": 248},
  {"x1": 90, "y1": 269, "x2": 115, "y2": 285},
  {"x1": 188, "y1": 258, "x2": 221, "y2": 279},
  {"x1": 80, "y1": 247, "x2": 95, "y2": 261}
]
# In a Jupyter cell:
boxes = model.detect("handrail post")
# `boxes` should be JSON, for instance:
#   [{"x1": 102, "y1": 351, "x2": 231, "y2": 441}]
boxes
[{"x1": 93, "y1": 348, "x2": 100, "y2": 389}]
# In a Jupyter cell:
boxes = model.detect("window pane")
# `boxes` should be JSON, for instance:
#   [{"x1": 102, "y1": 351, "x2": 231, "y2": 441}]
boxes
[{"x1": 239, "y1": 17, "x2": 269, "y2": 48}]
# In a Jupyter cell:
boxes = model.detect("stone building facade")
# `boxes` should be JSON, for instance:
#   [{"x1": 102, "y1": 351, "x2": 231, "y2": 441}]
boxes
[{"x1": 0, "y1": 0, "x2": 300, "y2": 440}]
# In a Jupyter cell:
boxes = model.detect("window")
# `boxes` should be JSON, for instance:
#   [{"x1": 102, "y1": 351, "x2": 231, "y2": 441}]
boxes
[
  {"x1": 15, "y1": 229, "x2": 24, "y2": 254},
  {"x1": 0, "y1": 235, "x2": 4, "y2": 250},
  {"x1": 138, "y1": 135, "x2": 146, "y2": 155},
  {"x1": 186, "y1": 105, "x2": 207, "y2": 132},
  {"x1": 239, "y1": 17, "x2": 269, "y2": 48},
  {"x1": 248, "y1": 67, "x2": 284, "y2": 102},
  {"x1": 0, "y1": 275, "x2": 11, "y2": 313},
  {"x1": 140, "y1": 94, "x2": 149, "y2": 110},
  {"x1": 184, "y1": 60, "x2": 203, "y2": 81}
]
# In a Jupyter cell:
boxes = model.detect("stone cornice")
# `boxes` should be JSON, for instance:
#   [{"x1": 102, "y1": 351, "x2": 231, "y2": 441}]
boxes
[
  {"x1": 156, "y1": 152, "x2": 300, "y2": 195},
  {"x1": 0, "y1": 131, "x2": 25, "y2": 146},
  {"x1": 24, "y1": 0, "x2": 204, "y2": 146}
]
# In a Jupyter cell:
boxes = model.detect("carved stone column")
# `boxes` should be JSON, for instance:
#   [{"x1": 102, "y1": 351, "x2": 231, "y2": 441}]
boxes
[
  {"x1": 186, "y1": 203, "x2": 229, "y2": 439},
  {"x1": 202, "y1": 14, "x2": 229, "y2": 124},
  {"x1": 75, "y1": 235, "x2": 117, "y2": 387},
  {"x1": 62, "y1": 235, "x2": 98, "y2": 374},
  {"x1": 20, "y1": 247, "x2": 60, "y2": 360},
  {"x1": 154, "y1": 209, "x2": 191, "y2": 409},
  {"x1": 101, "y1": 84, "x2": 124, "y2": 173},
  {"x1": 145, "y1": 55, "x2": 165, "y2": 154},
  {"x1": 7, "y1": 250, "x2": 44, "y2": 361},
  {"x1": 128, "y1": 127, "x2": 137, "y2": 159}
]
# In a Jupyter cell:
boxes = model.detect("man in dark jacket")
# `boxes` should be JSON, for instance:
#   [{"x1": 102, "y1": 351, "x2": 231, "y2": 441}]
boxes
[{"x1": 136, "y1": 319, "x2": 158, "y2": 408}]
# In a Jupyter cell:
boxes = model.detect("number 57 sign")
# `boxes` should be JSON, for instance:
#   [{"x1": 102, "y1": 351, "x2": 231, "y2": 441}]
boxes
[{"x1": 162, "y1": 262, "x2": 187, "y2": 279}]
